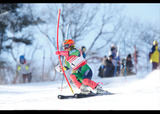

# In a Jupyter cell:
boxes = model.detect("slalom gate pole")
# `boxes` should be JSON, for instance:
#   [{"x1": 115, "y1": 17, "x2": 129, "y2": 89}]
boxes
[
  {"x1": 114, "y1": 43, "x2": 120, "y2": 77},
  {"x1": 60, "y1": 60, "x2": 64, "y2": 93},
  {"x1": 56, "y1": 9, "x2": 74, "y2": 94},
  {"x1": 124, "y1": 37, "x2": 127, "y2": 81},
  {"x1": 60, "y1": 24, "x2": 70, "y2": 92},
  {"x1": 114, "y1": 57, "x2": 118, "y2": 77},
  {"x1": 134, "y1": 45, "x2": 137, "y2": 74}
]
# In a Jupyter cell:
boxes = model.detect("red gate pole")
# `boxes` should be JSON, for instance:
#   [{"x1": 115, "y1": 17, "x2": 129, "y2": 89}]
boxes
[{"x1": 56, "y1": 9, "x2": 74, "y2": 94}]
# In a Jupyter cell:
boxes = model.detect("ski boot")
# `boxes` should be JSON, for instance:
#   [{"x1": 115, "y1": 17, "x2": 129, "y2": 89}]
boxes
[
  {"x1": 80, "y1": 84, "x2": 91, "y2": 94},
  {"x1": 94, "y1": 85, "x2": 106, "y2": 94}
]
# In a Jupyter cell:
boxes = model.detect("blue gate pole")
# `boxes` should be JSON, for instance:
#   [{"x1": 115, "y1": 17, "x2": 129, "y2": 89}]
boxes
[
  {"x1": 114, "y1": 43, "x2": 119, "y2": 77},
  {"x1": 124, "y1": 37, "x2": 127, "y2": 80},
  {"x1": 147, "y1": 43, "x2": 149, "y2": 73},
  {"x1": 61, "y1": 24, "x2": 70, "y2": 93}
]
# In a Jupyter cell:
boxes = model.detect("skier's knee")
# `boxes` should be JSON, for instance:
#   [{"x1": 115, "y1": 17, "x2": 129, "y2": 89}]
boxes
[
  {"x1": 70, "y1": 74, "x2": 76, "y2": 81},
  {"x1": 70, "y1": 74, "x2": 82, "y2": 89}
]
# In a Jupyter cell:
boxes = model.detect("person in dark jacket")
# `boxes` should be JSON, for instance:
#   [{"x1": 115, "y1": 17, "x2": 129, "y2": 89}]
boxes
[
  {"x1": 103, "y1": 55, "x2": 115, "y2": 77},
  {"x1": 80, "y1": 46, "x2": 86, "y2": 59},
  {"x1": 108, "y1": 44, "x2": 120, "y2": 76},
  {"x1": 98, "y1": 55, "x2": 107, "y2": 78},
  {"x1": 122, "y1": 54, "x2": 135, "y2": 76}
]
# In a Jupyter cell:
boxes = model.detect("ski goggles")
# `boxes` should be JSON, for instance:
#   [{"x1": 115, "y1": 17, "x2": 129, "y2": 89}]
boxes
[
  {"x1": 63, "y1": 43, "x2": 74, "y2": 49},
  {"x1": 63, "y1": 44, "x2": 70, "y2": 49}
]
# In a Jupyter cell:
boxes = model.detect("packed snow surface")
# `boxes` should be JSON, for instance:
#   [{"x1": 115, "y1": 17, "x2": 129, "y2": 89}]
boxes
[{"x1": 0, "y1": 70, "x2": 160, "y2": 110}]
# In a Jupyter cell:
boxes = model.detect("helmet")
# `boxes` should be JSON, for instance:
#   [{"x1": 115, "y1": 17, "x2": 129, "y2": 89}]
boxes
[
  {"x1": 80, "y1": 46, "x2": 86, "y2": 52},
  {"x1": 111, "y1": 43, "x2": 116, "y2": 49},
  {"x1": 153, "y1": 40, "x2": 158, "y2": 46},
  {"x1": 63, "y1": 39, "x2": 75, "y2": 46},
  {"x1": 19, "y1": 55, "x2": 26, "y2": 64},
  {"x1": 63, "y1": 39, "x2": 75, "y2": 50},
  {"x1": 127, "y1": 54, "x2": 131, "y2": 59},
  {"x1": 19, "y1": 55, "x2": 25, "y2": 60}
]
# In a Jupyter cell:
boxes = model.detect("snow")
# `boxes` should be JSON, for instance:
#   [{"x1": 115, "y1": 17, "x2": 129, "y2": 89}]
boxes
[{"x1": 0, "y1": 70, "x2": 160, "y2": 110}]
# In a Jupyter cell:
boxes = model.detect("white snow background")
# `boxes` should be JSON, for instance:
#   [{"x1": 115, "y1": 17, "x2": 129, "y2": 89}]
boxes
[{"x1": 0, "y1": 69, "x2": 160, "y2": 110}]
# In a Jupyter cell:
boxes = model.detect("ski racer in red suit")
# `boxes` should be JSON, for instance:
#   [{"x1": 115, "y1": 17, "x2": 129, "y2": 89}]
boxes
[{"x1": 55, "y1": 39, "x2": 105, "y2": 94}]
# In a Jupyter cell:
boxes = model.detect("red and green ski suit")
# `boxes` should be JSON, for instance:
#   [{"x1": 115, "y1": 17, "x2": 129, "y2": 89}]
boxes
[{"x1": 55, "y1": 48, "x2": 98, "y2": 89}]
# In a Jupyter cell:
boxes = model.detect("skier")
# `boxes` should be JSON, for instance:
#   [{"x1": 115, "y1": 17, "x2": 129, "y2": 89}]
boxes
[
  {"x1": 149, "y1": 40, "x2": 160, "y2": 70},
  {"x1": 16, "y1": 55, "x2": 32, "y2": 83},
  {"x1": 55, "y1": 39, "x2": 105, "y2": 94}
]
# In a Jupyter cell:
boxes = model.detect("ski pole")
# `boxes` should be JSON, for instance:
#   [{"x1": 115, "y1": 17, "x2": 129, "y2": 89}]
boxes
[{"x1": 56, "y1": 9, "x2": 74, "y2": 94}]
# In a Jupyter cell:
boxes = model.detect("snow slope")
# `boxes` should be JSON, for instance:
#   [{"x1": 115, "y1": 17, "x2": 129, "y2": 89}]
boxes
[{"x1": 0, "y1": 70, "x2": 160, "y2": 110}]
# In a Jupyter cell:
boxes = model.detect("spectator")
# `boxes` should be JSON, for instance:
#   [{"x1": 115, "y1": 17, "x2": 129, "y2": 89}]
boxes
[
  {"x1": 80, "y1": 46, "x2": 86, "y2": 59},
  {"x1": 122, "y1": 54, "x2": 135, "y2": 76},
  {"x1": 108, "y1": 44, "x2": 120, "y2": 76},
  {"x1": 98, "y1": 55, "x2": 107, "y2": 78},
  {"x1": 149, "y1": 40, "x2": 160, "y2": 70},
  {"x1": 103, "y1": 55, "x2": 115, "y2": 77},
  {"x1": 17, "y1": 55, "x2": 32, "y2": 83}
]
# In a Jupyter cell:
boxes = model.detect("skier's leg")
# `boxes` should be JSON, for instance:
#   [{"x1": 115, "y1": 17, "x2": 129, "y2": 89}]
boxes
[
  {"x1": 82, "y1": 78, "x2": 98, "y2": 89},
  {"x1": 70, "y1": 74, "x2": 82, "y2": 89},
  {"x1": 81, "y1": 66, "x2": 106, "y2": 93},
  {"x1": 70, "y1": 73, "x2": 91, "y2": 94},
  {"x1": 81, "y1": 68, "x2": 98, "y2": 89},
  {"x1": 77, "y1": 64, "x2": 97, "y2": 89}
]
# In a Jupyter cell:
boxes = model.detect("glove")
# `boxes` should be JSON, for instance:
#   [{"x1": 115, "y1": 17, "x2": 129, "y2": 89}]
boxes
[
  {"x1": 55, "y1": 51, "x2": 69, "y2": 58},
  {"x1": 55, "y1": 65, "x2": 63, "y2": 74},
  {"x1": 55, "y1": 51, "x2": 60, "y2": 55}
]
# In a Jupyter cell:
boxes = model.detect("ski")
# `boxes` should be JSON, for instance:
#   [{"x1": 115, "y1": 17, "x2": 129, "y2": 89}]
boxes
[
  {"x1": 74, "y1": 91, "x2": 114, "y2": 98},
  {"x1": 58, "y1": 91, "x2": 114, "y2": 99},
  {"x1": 58, "y1": 94, "x2": 75, "y2": 99}
]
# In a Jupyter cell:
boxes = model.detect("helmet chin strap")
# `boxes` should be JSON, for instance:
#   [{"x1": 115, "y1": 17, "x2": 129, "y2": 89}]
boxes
[{"x1": 65, "y1": 45, "x2": 75, "y2": 51}]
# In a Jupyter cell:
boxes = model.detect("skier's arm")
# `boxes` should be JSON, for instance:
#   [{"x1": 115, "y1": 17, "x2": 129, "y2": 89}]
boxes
[
  {"x1": 63, "y1": 59, "x2": 70, "y2": 71},
  {"x1": 55, "y1": 58, "x2": 71, "y2": 73},
  {"x1": 55, "y1": 65, "x2": 69, "y2": 74},
  {"x1": 55, "y1": 51, "x2": 69, "y2": 58}
]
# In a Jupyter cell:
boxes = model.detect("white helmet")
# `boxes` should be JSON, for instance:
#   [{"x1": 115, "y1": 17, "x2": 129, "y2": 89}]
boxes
[{"x1": 111, "y1": 43, "x2": 116, "y2": 49}]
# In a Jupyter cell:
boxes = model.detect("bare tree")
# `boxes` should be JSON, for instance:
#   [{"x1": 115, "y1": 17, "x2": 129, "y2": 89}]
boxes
[
  {"x1": 28, "y1": 3, "x2": 125, "y2": 55},
  {"x1": 24, "y1": 3, "x2": 126, "y2": 79}
]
